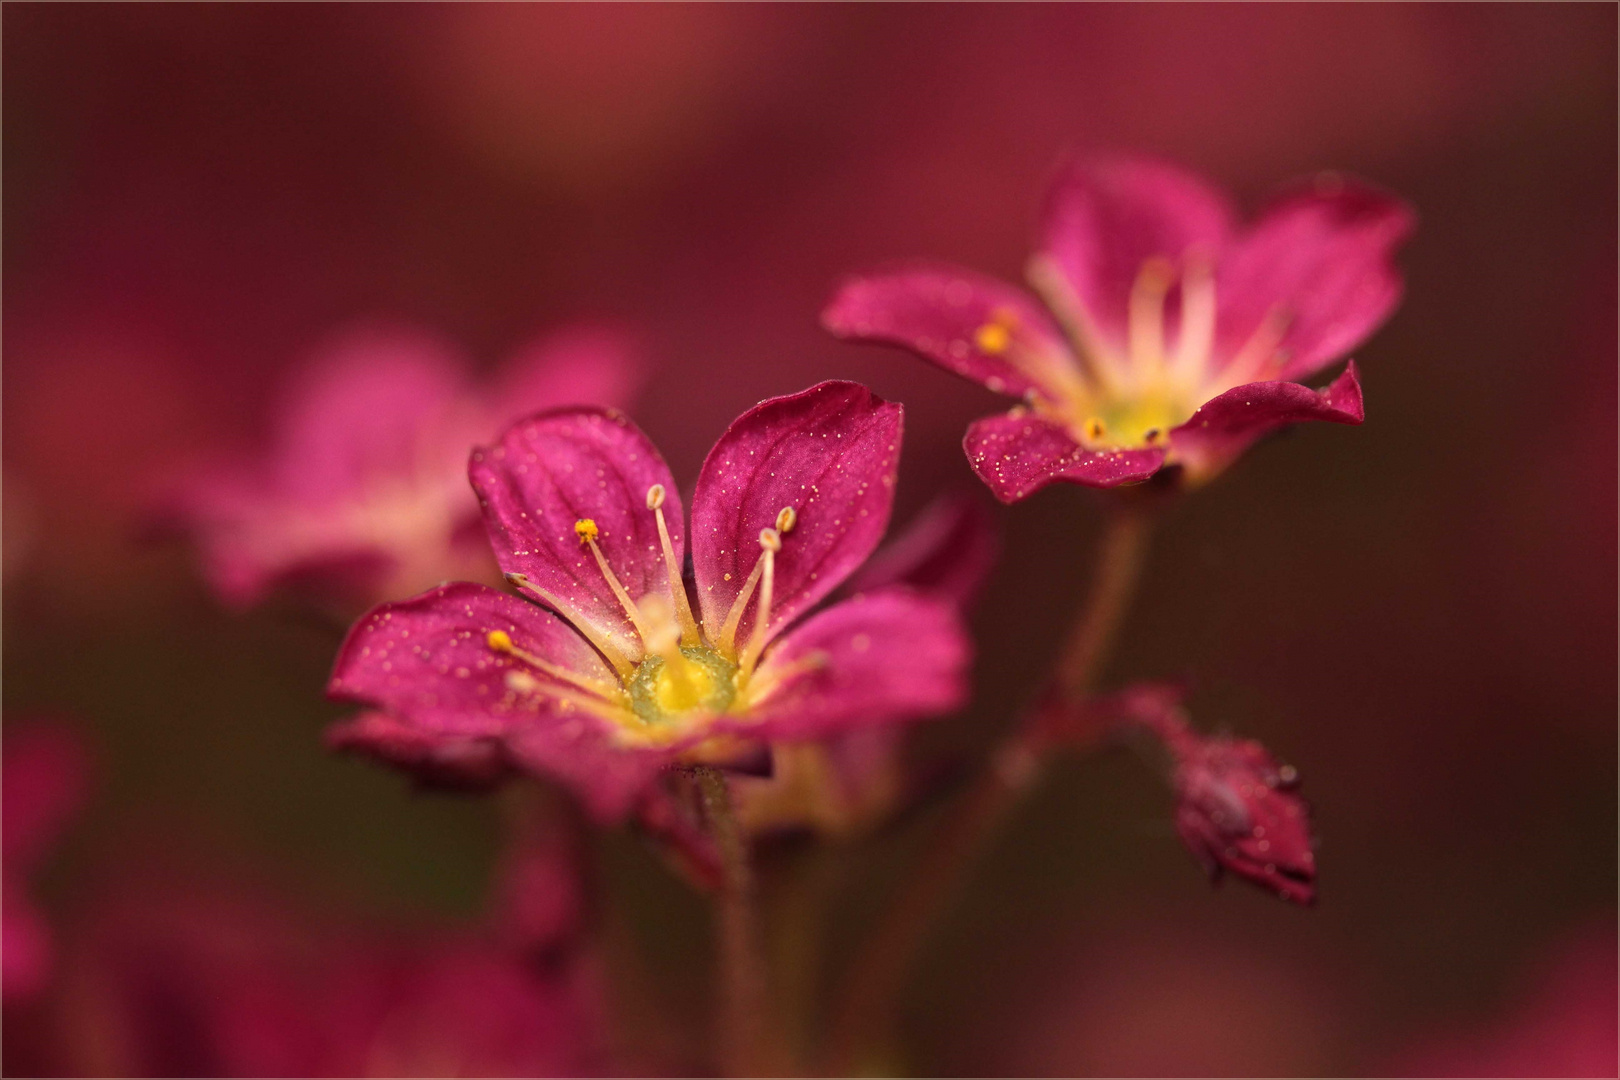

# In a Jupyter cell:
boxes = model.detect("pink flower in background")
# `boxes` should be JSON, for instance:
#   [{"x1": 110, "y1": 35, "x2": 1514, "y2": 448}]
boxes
[
  {"x1": 3, "y1": 721, "x2": 88, "y2": 1005},
  {"x1": 328, "y1": 381, "x2": 970, "y2": 820},
  {"x1": 825, "y1": 154, "x2": 1413, "y2": 501},
  {"x1": 1388, "y1": 920, "x2": 1618, "y2": 1078},
  {"x1": 60, "y1": 841, "x2": 606, "y2": 1078},
  {"x1": 170, "y1": 322, "x2": 642, "y2": 611}
]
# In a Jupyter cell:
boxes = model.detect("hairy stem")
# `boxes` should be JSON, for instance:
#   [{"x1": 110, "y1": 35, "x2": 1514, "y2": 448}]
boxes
[
  {"x1": 825, "y1": 504, "x2": 1154, "y2": 1073},
  {"x1": 693, "y1": 766, "x2": 783, "y2": 1077}
]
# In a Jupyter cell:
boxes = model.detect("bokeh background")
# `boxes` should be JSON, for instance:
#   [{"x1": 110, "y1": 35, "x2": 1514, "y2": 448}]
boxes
[{"x1": 5, "y1": 5, "x2": 1615, "y2": 1075}]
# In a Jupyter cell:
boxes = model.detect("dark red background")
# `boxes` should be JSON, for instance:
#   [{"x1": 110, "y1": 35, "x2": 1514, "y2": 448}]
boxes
[{"x1": 5, "y1": 6, "x2": 1615, "y2": 1074}]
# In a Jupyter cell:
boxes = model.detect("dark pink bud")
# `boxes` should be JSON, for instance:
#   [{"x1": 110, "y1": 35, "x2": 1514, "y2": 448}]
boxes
[{"x1": 1172, "y1": 734, "x2": 1316, "y2": 906}]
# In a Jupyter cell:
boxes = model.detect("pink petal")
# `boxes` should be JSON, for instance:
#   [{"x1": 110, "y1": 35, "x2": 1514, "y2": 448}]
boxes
[
  {"x1": 964, "y1": 411, "x2": 1166, "y2": 503},
  {"x1": 328, "y1": 582, "x2": 616, "y2": 738},
  {"x1": 325, "y1": 711, "x2": 512, "y2": 790},
  {"x1": 1170, "y1": 363, "x2": 1364, "y2": 483},
  {"x1": 690, "y1": 381, "x2": 902, "y2": 650},
  {"x1": 328, "y1": 582, "x2": 667, "y2": 821},
  {"x1": 487, "y1": 323, "x2": 644, "y2": 421},
  {"x1": 822, "y1": 265, "x2": 1071, "y2": 399},
  {"x1": 271, "y1": 324, "x2": 473, "y2": 502},
  {"x1": 470, "y1": 408, "x2": 682, "y2": 663},
  {"x1": 1037, "y1": 154, "x2": 1236, "y2": 351},
  {"x1": 844, "y1": 492, "x2": 1000, "y2": 610},
  {"x1": 1217, "y1": 176, "x2": 1415, "y2": 382},
  {"x1": 734, "y1": 589, "x2": 969, "y2": 741}
]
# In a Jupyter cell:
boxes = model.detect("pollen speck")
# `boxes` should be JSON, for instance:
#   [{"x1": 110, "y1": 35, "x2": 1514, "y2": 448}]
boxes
[
  {"x1": 574, "y1": 518, "x2": 600, "y2": 544},
  {"x1": 974, "y1": 322, "x2": 1010, "y2": 355},
  {"x1": 1084, "y1": 417, "x2": 1108, "y2": 441}
]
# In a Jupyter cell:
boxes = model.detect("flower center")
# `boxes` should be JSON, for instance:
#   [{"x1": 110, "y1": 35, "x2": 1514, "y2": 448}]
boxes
[
  {"x1": 490, "y1": 488, "x2": 815, "y2": 747},
  {"x1": 626, "y1": 644, "x2": 737, "y2": 724}
]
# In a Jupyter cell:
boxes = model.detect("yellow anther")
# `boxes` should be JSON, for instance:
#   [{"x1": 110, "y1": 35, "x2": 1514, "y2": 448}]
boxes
[
  {"x1": 974, "y1": 321, "x2": 1011, "y2": 355},
  {"x1": 759, "y1": 527, "x2": 782, "y2": 553},
  {"x1": 487, "y1": 630, "x2": 515, "y2": 653},
  {"x1": 774, "y1": 506, "x2": 797, "y2": 534},
  {"x1": 645, "y1": 484, "x2": 666, "y2": 510},
  {"x1": 574, "y1": 518, "x2": 599, "y2": 544}
]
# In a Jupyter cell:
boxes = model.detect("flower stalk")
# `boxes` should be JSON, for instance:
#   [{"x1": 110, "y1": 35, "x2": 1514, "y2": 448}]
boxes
[
  {"x1": 693, "y1": 766, "x2": 784, "y2": 1078},
  {"x1": 826, "y1": 501, "x2": 1155, "y2": 1073}
]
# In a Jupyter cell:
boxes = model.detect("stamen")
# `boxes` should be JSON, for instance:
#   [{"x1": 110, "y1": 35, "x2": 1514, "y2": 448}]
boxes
[
  {"x1": 1128, "y1": 256, "x2": 1175, "y2": 381},
  {"x1": 1169, "y1": 250, "x2": 1217, "y2": 385},
  {"x1": 502, "y1": 669, "x2": 638, "y2": 727},
  {"x1": 774, "y1": 506, "x2": 797, "y2": 534},
  {"x1": 736, "y1": 528, "x2": 781, "y2": 682},
  {"x1": 717, "y1": 551, "x2": 768, "y2": 657},
  {"x1": 504, "y1": 571, "x2": 635, "y2": 676},
  {"x1": 1215, "y1": 304, "x2": 1291, "y2": 390},
  {"x1": 739, "y1": 648, "x2": 828, "y2": 708},
  {"x1": 636, "y1": 594, "x2": 702, "y2": 705},
  {"x1": 575, "y1": 519, "x2": 656, "y2": 649},
  {"x1": 1027, "y1": 254, "x2": 1129, "y2": 395},
  {"x1": 486, "y1": 630, "x2": 625, "y2": 701},
  {"x1": 646, "y1": 485, "x2": 700, "y2": 645}
]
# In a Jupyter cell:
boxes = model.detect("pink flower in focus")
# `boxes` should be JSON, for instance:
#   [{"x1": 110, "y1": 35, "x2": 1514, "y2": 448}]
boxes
[
  {"x1": 2, "y1": 721, "x2": 87, "y2": 1005},
  {"x1": 172, "y1": 323, "x2": 642, "y2": 610},
  {"x1": 328, "y1": 381, "x2": 971, "y2": 820},
  {"x1": 825, "y1": 154, "x2": 1413, "y2": 501}
]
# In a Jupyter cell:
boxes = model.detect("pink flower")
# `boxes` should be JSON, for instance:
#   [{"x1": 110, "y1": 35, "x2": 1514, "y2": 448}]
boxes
[
  {"x1": 824, "y1": 154, "x2": 1413, "y2": 501},
  {"x1": 58, "y1": 846, "x2": 606, "y2": 1078},
  {"x1": 170, "y1": 322, "x2": 642, "y2": 610},
  {"x1": 328, "y1": 381, "x2": 971, "y2": 820},
  {"x1": 2, "y1": 721, "x2": 87, "y2": 1005}
]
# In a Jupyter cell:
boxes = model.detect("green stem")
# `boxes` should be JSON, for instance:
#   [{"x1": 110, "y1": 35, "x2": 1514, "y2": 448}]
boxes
[
  {"x1": 824, "y1": 504, "x2": 1154, "y2": 1074},
  {"x1": 694, "y1": 766, "x2": 784, "y2": 1077}
]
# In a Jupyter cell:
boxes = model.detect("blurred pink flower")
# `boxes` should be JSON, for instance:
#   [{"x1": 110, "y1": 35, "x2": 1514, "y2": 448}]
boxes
[
  {"x1": 2, "y1": 721, "x2": 88, "y2": 1005},
  {"x1": 61, "y1": 848, "x2": 605, "y2": 1078},
  {"x1": 169, "y1": 322, "x2": 641, "y2": 611},
  {"x1": 328, "y1": 381, "x2": 970, "y2": 820},
  {"x1": 1388, "y1": 920, "x2": 1617, "y2": 1079},
  {"x1": 825, "y1": 153, "x2": 1412, "y2": 500}
]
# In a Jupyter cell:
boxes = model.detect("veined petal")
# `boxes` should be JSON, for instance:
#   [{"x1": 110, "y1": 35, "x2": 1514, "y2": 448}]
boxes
[
  {"x1": 327, "y1": 582, "x2": 669, "y2": 820},
  {"x1": 691, "y1": 381, "x2": 902, "y2": 651},
  {"x1": 822, "y1": 265, "x2": 1074, "y2": 400},
  {"x1": 1216, "y1": 177, "x2": 1415, "y2": 382},
  {"x1": 1169, "y1": 363, "x2": 1364, "y2": 483},
  {"x1": 327, "y1": 582, "x2": 620, "y2": 737},
  {"x1": 732, "y1": 589, "x2": 969, "y2": 740},
  {"x1": 964, "y1": 411, "x2": 1165, "y2": 503},
  {"x1": 1036, "y1": 154, "x2": 1236, "y2": 353},
  {"x1": 470, "y1": 408, "x2": 683, "y2": 663},
  {"x1": 843, "y1": 492, "x2": 999, "y2": 610}
]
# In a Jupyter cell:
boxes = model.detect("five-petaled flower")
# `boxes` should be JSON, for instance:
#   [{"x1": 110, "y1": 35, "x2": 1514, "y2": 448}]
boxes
[
  {"x1": 328, "y1": 381, "x2": 970, "y2": 820},
  {"x1": 824, "y1": 154, "x2": 1414, "y2": 501},
  {"x1": 170, "y1": 322, "x2": 641, "y2": 610}
]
